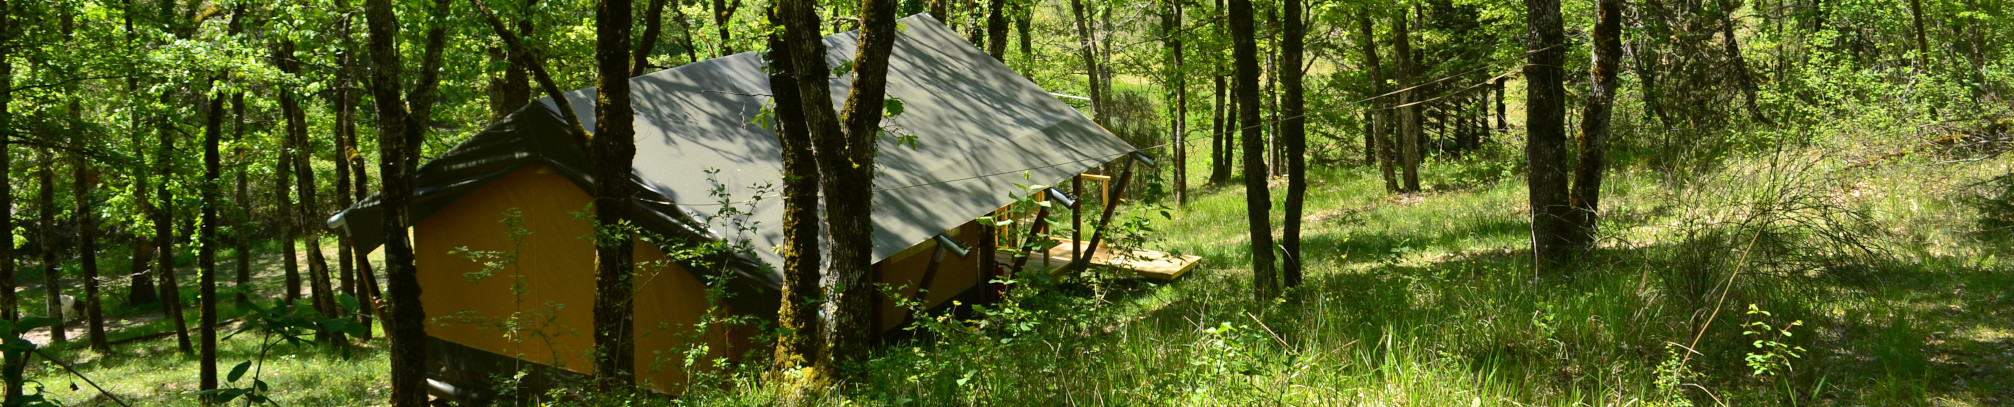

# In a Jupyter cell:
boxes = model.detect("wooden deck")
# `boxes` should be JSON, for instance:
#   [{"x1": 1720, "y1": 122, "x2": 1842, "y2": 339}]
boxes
[{"x1": 1004, "y1": 238, "x2": 1200, "y2": 281}]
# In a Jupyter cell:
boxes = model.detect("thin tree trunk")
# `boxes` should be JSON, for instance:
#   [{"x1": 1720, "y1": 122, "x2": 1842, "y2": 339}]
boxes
[
  {"x1": 277, "y1": 39, "x2": 343, "y2": 345},
  {"x1": 36, "y1": 149, "x2": 62, "y2": 345},
  {"x1": 1069, "y1": 0, "x2": 1103, "y2": 123},
  {"x1": 765, "y1": 0, "x2": 825, "y2": 382},
  {"x1": 157, "y1": 91, "x2": 192, "y2": 355},
  {"x1": 1229, "y1": 0, "x2": 1276, "y2": 302},
  {"x1": 364, "y1": 0, "x2": 453, "y2": 404},
  {"x1": 1281, "y1": 0, "x2": 1305, "y2": 288},
  {"x1": 1265, "y1": 40, "x2": 1280, "y2": 179},
  {"x1": 714, "y1": 0, "x2": 739, "y2": 56},
  {"x1": 634, "y1": 0, "x2": 669, "y2": 76},
  {"x1": 331, "y1": 7, "x2": 367, "y2": 332},
  {"x1": 200, "y1": 9, "x2": 245, "y2": 394},
  {"x1": 670, "y1": 0, "x2": 701, "y2": 63},
  {"x1": 347, "y1": 93, "x2": 379, "y2": 339},
  {"x1": 332, "y1": 47, "x2": 356, "y2": 311},
  {"x1": 119, "y1": 0, "x2": 156, "y2": 309},
  {"x1": 1359, "y1": 11, "x2": 1398, "y2": 192},
  {"x1": 1363, "y1": 110, "x2": 1374, "y2": 165},
  {"x1": 59, "y1": 5, "x2": 87, "y2": 348},
  {"x1": 69, "y1": 90, "x2": 108, "y2": 350},
  {"x1": 198, "y1": 70, "x2": 226, "y2": 401},
  {"x1": 1171, "y1": 0, "x2": 1186, "y2": 206},
  {"x1": 1014, "y1": 2, "x2": 1031, "y2": 62},
  {"x1": 985, "y1": 0, "x2": 1006, "y2": 60},
  {"x1": 233, "y1": 94, "x2": 251, "y2": 304},
  {"x1": 1495, "y1": 77, "x2": 1506, "y2": 132},
  {"x1": 471, "y1": 0, "x2": 591, "y2": 142},
  {"x1": 1394, "y1": 10, "x2": 1420, "y2": 192},
  {"x1": 489, "y1": 0, "x2": 539, "y2": 121},
  {"x1": 1216, "y1": 82, "x2": 1232, "y2": 175},
  {"x1": 277, "y1": 127, "x2": 300, "y2": 305},
  {"x1": 75, "y1": 151, "x2": 107, "y2": 352},
  {"x1": 1525, "y1": 0, "x2": 1573, "y2": 272},
  {"x1": 1568, "y1": 0, "x2": 1623, "y2": 249},
  {"x1": 1208, "y1": 76, "x2": 1230, "y2": 184}
]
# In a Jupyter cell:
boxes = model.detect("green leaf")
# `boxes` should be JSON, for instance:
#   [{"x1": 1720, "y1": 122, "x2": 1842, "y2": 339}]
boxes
[
  {"x1": 337, "y1": 294, "x2": 361, "y2": 313},
  {"x1": 227, "y1": 361, "x2": 252, "y2": 383},
  {"x1": 883, "y1": 97, "x2": 906, "y2": 117}
]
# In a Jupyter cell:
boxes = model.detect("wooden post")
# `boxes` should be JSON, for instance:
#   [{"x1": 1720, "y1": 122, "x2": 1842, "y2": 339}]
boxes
[
  {"x1": 978, "y1": 222, "x2": 998, "y2": 303},
  {"x1": 1071, "y1": 175, "x2": 1083, "y2": 263},
  {"x1": 1075, "y1": 156, "x2": 1139, "y2": 271}
]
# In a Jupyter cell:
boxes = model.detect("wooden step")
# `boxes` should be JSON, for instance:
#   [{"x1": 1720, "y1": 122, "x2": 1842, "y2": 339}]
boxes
[{"x1": 998, "y1": 239, "x2": 1200, "y2": 281}]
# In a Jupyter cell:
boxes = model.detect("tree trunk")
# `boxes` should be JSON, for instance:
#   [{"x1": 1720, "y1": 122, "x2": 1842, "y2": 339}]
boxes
[
  {"x1": 1069, "y1": 0, "x2": 1104, "y2": 123},
  {"x1": 277, "y1": 129, "x2": 300, "y2": 305},
  {"x1": 118, "y1": 0, "x2": 156, "y2": 309},
  {"x1": 1228, "y1": 0, "x2": 1276, "y2": 302},
  {"x1": 1568, "y1": 0, "x2": 1623, "y2": 250},
  {"x1": 74, "y1": 131, "x2": 108, "y2": 353},
  {"x1": 198, "y1": 74, "x2": 225, "y2": 399},
  {"x1": 347, "y1": 93, "x2": 379, "y2": 340},
  {"x1": 332, "y1": 50, "x2": 356, "y2": 311},
  {"x1": 1014, "y1": 2, "x2": 1031, "y2": 62},
  {"x1": 1394, "y1": 10, "x2": 1420, "y2": 192},
  {"x1": 1359, "y1": 11, "x2": 1398, "y2": 192},
  {"x1": 1208, "y1": 76, "x2": 1230, "y2": 184},
  {"x1": 1495, "y1": 77, "x2": 1507, "y2": 132},
  {"x1": 1225, "y1": 81, "x2": 1239, "y2": 177},
  {"x1": 0, "y1": 0, "x2": 19, "y2": 398},
  {"x1": 1265, "y1": 42, "x2": 1281, "y2": 179},
  {"x1": 591, "y1": 0, "x2": 639, "y2": 389},
  {"x1": 157, "y1": 91, "x2": 192, "y2": 355},
  {"x1": 472, "y1": 0, "x2": 591, "y2": 142},
  {"x1": 985, "y1": 0, "x2": 1005, "y2": 60},
  {"x1": 59, "y1": 5, "x2": 86, "y2": 349},
  {"x1": 36, "y1": 149, "x2": 62, "y2": 345},
  {"x1": 634, "y1": 0, "x2": 669, "y2": 76},
  {"x1": 765, "y1": 0, "x2": 825, "y2": 382},
  {"x1": 278, "y1": 39, "x2": 343, "y2": 345},
  {"x1": 1281, "y1": 0, "x2": 1305, "y2": 288},
  {"x1": 234, "y1": 93, "x2": 252, "y2": 304},
  {"x1": 714, "y1": 0, "x2": 739, "y2": 56},
  {"x1": 1162, "y1": 0, "x2": 1186, "y2": 205},
  {"x1": 1524, "y1": 0, "x2": 1573, "y2": 272},
  {"x1": 780, "y1": 0, "x2": 898, "y2": 376},
  {"x1": 331, "y1": 10, "x2": 368, "y2": 333},
  {"x1": 489, "y1": 0, "x2": 538, "y2": 121},
  {"x1": 364, "y1": 0, "x2": 453, "y2": 404},
  {"x1": 1363, "y1": 110, "x2": 1374, "y2": 165}
]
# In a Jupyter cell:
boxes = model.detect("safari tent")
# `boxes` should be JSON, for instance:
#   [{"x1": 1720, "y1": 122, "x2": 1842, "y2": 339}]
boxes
[{"x1": 326, "y1": 14, "x2": 1144, "y2": 398}]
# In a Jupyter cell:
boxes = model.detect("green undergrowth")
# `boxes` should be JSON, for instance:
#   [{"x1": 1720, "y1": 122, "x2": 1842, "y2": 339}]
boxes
[{"x1": 17, "y1": 139, "x2": 2014, "y2": 406}]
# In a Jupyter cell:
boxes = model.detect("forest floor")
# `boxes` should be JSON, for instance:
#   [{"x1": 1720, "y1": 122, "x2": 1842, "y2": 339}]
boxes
[{"x1": 13, "y1": 142, "x2": 2014, "y2": 406}]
